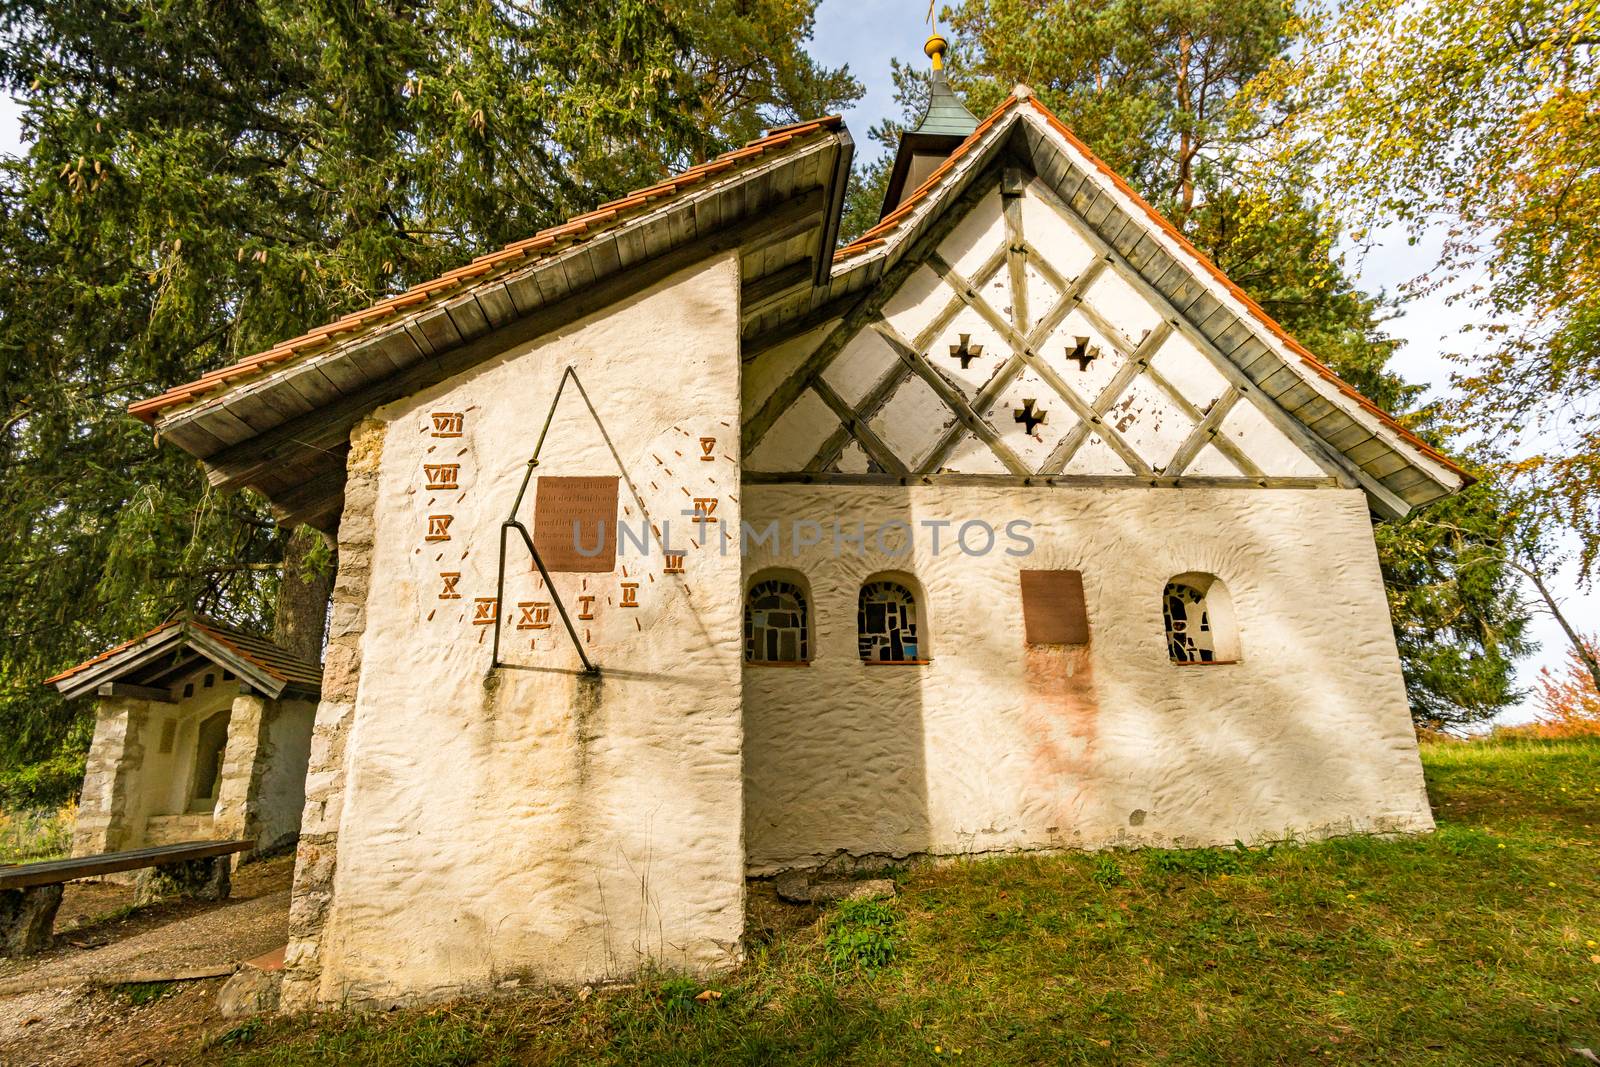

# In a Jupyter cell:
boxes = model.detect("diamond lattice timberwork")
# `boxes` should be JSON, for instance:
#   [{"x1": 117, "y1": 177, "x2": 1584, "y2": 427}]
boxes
[{"x1": 743, "y1": 164, "x2": 1336, "y2": 483}]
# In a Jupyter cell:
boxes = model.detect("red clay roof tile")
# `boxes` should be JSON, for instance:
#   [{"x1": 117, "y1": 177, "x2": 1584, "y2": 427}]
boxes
[{"x1": 44, "y1": 618, "x2": 322, "y2": 693}]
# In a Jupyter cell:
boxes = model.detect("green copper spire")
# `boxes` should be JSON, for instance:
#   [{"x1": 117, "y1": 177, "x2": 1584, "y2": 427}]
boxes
[
  {"x1": 878, "y1": 33, "x2": 980, "y2": 218},
  {"x1": 912, "y1": 34, "x2": 979, "y2": 139}
]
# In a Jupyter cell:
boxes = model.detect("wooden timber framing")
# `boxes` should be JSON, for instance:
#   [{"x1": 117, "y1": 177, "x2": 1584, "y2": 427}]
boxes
[
  {"x1": 797, "y1": 107, "x2": 1462, "y2": 513},
  {"x1": 743, "y1": 471, "x2": 1343, "y2": 489},
  {"x1": 873, "y1": 316, "x2": 1033, "y2": 477},
  {"x1": 926, "y1": 248, "x2": 1152, "y2": 475},
  {"x1": 747, "y1": 145, "x2": 1386, "y2": 493},
  {"x1": 1015, "y1": 171, "x2": 1415, "y2": 516},
  {"x1": 802, "y1": 241, "x2": 1015, "y2": 475},
  {"x1": 1010, "y1": 117, "x2": 1447, "y2": 512},
  {"x1": 741, "y1": 167, "x2": 1006, "y2": 457},
  {"x1": 95, "y1": 682, "x2": 176, "y2": 704}
]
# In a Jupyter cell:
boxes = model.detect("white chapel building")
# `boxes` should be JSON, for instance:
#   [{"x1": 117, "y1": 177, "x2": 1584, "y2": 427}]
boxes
[{"x1": 109, "y1": 41, "x2": 1468, "y2": 1008}]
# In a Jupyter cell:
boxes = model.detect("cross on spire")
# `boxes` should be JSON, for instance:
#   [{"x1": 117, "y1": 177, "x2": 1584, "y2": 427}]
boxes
[
  {"x1": 949, "y1": 332, "x2": 984, "y2": 369},
  {"x1": 1014, "y1": 398, "x2": 1048, "y2": 435}
]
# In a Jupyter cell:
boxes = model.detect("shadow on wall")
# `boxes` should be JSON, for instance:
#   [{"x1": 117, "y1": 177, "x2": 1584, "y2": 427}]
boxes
[
  {"x1": 741, "y1": 513, "x2": 931, "y2": 872},
  {"x1": 1128, "y1": 495, "x2": 1433, "y2": 841}
]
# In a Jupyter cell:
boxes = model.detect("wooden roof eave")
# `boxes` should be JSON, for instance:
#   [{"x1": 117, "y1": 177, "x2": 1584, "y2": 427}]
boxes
[
  {"x1": 151, "y1": 134, "x2": 847, "y2": 464},
  {"x1": 181, "y1": 629, "x2": 292, "y2": 699},
  {"x1": 830, "y1": 116, "x2": 1014, "y2": 291},
  {"x1": 1006, "y1": 108, "x2": 1468, "y2": 512},
  {"x1": 51, "y1": 628, "x2": 191, "y2": 701}
]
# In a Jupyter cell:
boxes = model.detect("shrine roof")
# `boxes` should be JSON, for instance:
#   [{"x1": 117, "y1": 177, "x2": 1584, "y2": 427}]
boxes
[{"x1": 45, "y1": 617, "x2": 322, "y2": 701}]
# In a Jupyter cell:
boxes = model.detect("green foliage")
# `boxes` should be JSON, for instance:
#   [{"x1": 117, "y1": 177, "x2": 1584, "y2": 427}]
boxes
[
  {"x1": 949, "y1": 0, "x2": 1292, "y2": 222},
  {"x1": 110, "y1": 980, "x2": 176, "y2": 1006},
  {"x1": 822, "y1": 897, "x2": 901, "y2": 971},
  {"x1": 0, "y1": 720, "x2": 94, "y2": 808},
  {"x1": 208, "y1": 1020, "x2": 265, "y2": 1050},
  {"x1": 1245, "y1": 0, "x2": 1600, "y2": 576},
  {"x1": 1379, "y1": 477, "x2": 1535, "y2": 729},
  {"x1": 1089, "y1": 852, "x2": 1126, "y2": 888},
  {"x1": 0, "y1": 800, "x2": 75, "y2": 863},
  {"x1": 1146, "y1": 845, "x2": 1246, "y2": 878},
  {"x1": 1187, "y1": 183, "x2": 1532, "y2": 724},
  {"x1": 224, "y1": 1008, "x2": 506, "y2": 1067},
  {"x1": 217, "y1": 738, "x2": 1600, "y2": 1065},
  {"x1": 0, "y1": 0, "x2": 860, "y2": 801}
]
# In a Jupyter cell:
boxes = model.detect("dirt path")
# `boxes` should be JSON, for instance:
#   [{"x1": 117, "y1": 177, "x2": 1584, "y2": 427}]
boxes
[{"x1": 0, "y1": 855, "x2": 294, "y2": 1065}]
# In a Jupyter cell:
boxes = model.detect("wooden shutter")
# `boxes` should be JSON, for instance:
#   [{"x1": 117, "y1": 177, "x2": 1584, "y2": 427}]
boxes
[{"x1": 1019, "y1": 570, "x2": 1090, "y2": 645}]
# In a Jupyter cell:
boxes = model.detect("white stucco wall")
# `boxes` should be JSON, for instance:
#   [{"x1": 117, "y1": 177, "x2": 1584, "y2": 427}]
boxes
[
  {"x1": 257, "y1": 697, "x2": 316, "y2": 851},
  {"x1": 314, "y1": 254, "x2": 745, "y2": 1005},
  {"x1": 741, "y1": 485, "x2": 1433, "y2": 873},
  {"x1": 134, "y1": 672, "x2": 239, "y2": 841}
]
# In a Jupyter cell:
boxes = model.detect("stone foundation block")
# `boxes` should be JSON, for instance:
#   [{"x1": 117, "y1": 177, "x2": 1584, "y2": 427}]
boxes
[
  {"x1": 134, "y1": 856, "x2": 231, "y2": 905},
  {"x1": 0, "y1": 885, "x2": 64, "y2": 956}
]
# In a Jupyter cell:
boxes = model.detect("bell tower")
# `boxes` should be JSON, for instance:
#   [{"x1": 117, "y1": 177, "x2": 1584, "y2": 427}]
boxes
[{"x1": 879, "y1": 33, "x2": 980, "y2": 217}]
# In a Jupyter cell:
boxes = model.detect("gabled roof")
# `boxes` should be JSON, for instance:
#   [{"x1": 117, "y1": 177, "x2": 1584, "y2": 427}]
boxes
[
  {"x1": 45, "y1": 618, "x2": 322, "y2": 701},
  {"x1": 129, "y1": 117, "x2": 853, "y2": 531},
  {"x1": 129, "y1": 117, "x2": 844, "y2": 426},
  {"x1": 129, "y1": 87, "x2": 1466, "y2": 526},
  {"x1": 813, "y1": 87, "x2": 1469, "y2": 516}
]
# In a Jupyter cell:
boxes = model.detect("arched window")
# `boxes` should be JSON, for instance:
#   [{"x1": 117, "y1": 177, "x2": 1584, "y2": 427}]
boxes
[
  {"x1": 858, "y1": 580, "x2": 923, "y2": 663},
  {"x1": 1163, "y1": 574, "x2": 1240, "y2": 665},
  {"x1": 746, "y1": 579, "x2": 809, "y2": 663},
  {"x1": 189, "y1": 708, "x2": 231, "y2": 812}
]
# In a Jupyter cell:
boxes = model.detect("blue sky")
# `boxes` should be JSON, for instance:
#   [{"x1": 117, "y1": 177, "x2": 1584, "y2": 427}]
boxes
[{"x1": 0, "y1": 8, "x2": 1591, "y2": 720}]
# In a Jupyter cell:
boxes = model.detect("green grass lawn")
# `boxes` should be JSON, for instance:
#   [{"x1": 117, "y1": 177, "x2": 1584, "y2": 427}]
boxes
[{"x1": 217, "y1": 738, "x2": 1600, "y2": 1065}]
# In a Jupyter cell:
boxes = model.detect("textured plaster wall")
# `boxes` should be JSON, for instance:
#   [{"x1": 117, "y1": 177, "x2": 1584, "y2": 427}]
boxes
[
  {"x1": 215, "y1": 691, "x2": 315, "y2": 859},
  {"x1": 303, "y1": 254, "x2": 746, "y2": 1007},
  {"x1": 257, "y1": 698, "x2": 316, "y2": 851},
  {"x1": 742, "y1": 485, "x2": 1433, "y2": 873},
  {"x1": 72, "y1": 673, "x2": 244, "y2": 858},
  {"x1": 144, "y1": 673, "x2": 240, "y2": 824}
]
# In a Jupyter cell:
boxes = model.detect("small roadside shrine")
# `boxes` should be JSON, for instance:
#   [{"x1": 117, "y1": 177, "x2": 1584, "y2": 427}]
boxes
[{"x1": 46, "y1": 617, "x2": 321, "y2": 865}]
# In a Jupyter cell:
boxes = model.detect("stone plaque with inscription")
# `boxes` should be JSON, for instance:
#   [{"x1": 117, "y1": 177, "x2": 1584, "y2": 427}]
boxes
[{"x1": 533, "y1": 475, "x2": 620, "y2": 572}]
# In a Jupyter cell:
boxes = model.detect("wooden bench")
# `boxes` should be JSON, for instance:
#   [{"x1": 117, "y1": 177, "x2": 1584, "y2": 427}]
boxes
[{"x1": 0, "y1": 839, "x2": 251, "y2": 956}]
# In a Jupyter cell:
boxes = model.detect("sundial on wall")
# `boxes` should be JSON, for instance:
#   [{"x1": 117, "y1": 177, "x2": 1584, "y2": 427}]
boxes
[{"x1": 406, "y1": 368, "x2": 731, "y2": 672}]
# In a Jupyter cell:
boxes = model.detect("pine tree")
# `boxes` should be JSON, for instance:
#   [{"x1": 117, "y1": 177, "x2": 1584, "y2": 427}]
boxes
[{"x1": 0, "y1": 0, "x2": 860, "y2": 803}]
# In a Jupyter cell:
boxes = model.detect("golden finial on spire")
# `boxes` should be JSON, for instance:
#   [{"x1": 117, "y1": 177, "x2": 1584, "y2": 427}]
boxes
[{"x1": 925, "y1": 0, "x2": 947, "y2": 70}]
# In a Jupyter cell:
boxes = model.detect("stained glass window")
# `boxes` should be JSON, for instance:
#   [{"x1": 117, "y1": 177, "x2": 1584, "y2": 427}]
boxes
[
  {"x1": 745, "y1": 580, "x2": 809, "y2": 663},
  {"x1": 1164, "y1": 582, "x2": 1215, "y2": 663},
  {"x1": 858, "y1": 581, "x2": 920, "y2": 662}
]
